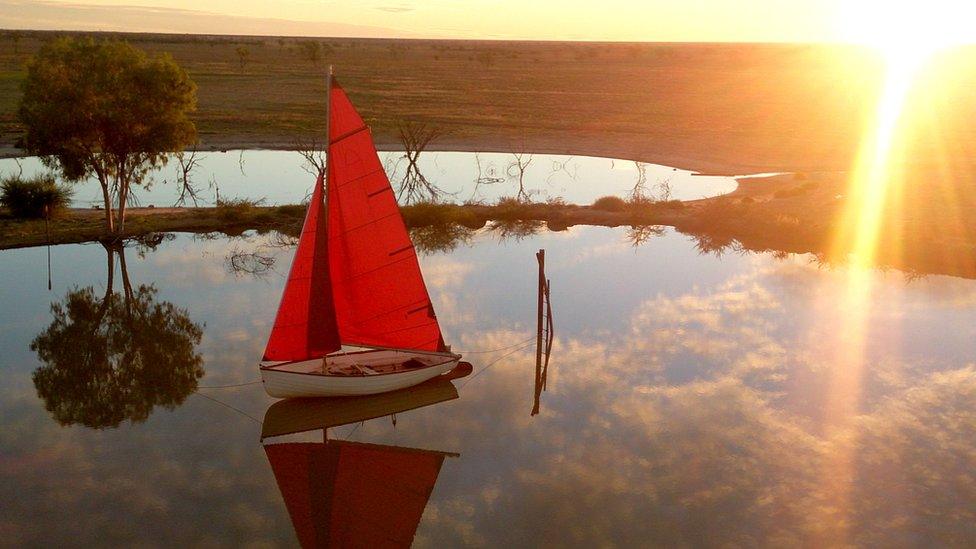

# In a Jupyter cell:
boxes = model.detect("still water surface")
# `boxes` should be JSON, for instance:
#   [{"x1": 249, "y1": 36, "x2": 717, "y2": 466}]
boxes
[
  {"x1": 0, "y1": 150, "x2": 737, "y2": 206},
  {"x1": 1, "y1": 227, "x2": 974, "y2": 546}
]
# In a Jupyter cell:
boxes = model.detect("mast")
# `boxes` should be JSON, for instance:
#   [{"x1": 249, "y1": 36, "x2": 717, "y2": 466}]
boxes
[{"x1": 323, "y1": 65, "x2": 334, "y2": 227}]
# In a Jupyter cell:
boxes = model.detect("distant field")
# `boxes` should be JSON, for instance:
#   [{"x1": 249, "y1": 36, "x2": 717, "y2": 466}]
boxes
[{"x1": 4, "y1": 30, "x2": 974, "y2": 176}]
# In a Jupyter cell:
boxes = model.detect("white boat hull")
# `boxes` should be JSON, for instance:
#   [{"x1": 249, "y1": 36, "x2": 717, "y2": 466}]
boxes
[{"x1": 260, "y1": 347, "x2": 461, "y2": 398}]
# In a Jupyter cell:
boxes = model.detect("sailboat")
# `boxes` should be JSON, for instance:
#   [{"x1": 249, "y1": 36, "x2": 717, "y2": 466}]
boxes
[
  {"x1": 260, "y1": 68, "x2": 461, "y2": 398},
  {"x1": 261, "y1": 368, "x2": 470, "y2": 547}
]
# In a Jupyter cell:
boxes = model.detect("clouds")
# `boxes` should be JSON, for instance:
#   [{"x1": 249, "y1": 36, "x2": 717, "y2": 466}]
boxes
[{"x1": 2, "y1": 226, "x2": 976, "y2": 545}]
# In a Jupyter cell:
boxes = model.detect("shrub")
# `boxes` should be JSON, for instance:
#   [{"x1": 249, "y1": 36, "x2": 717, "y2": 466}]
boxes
[
  {"x1": 592, "y1": 195, "x2": 627, "y2": 211},
  {"x1": 494, "y1": 196, "x2": 535, "y2": 219},
  {"x1": 773, "y1": 186, "x2": 809, "y2": 199},
  {"x1": 215, "y1": 197, "x2": 264, "y2": 222},
  {"x1": 0, "y1": 173, "x2": 72, "y2": 218},
  {"x1": 274, "y1": 204, "x2": 306, "y2": 218},
  {"x1": 401, "y1": 201, "x2": 479, "y2": 228}
]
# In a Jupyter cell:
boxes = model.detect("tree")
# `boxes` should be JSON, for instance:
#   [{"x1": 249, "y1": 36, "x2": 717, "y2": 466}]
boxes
[
  {"x1": 299, "y1": 40, "x2": 321, "y2": 65},
  {"x1": 30, "y1": 241, "x2": 204, "y2": 429},
  {"x1": 8, "y1": 31, "x2": 21, "y2": 54},
  {"x1": 18, "y1": 37, "x2": 198, "y2": 234},
  {"x1": 235, "y1": 45, "x2": 249, "y2": 70}
]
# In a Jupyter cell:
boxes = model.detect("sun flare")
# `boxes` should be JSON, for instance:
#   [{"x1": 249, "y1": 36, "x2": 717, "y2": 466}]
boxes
[
  {"x1": 833, "y1": 0, "x2": 974, "y2": 263},
  {"x1": 821, "y1": 3, "x2": 975, "y2": 542}
]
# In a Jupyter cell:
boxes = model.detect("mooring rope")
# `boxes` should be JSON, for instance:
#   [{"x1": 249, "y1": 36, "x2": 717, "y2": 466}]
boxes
[
  {"x1": 192, "y1": 391, "x2": 263, "y2": 424},
  {"x1": 197, "y1": 380, "x2": 263, "y2": 389},
  {"x1": 459, "y1": 341, "x2": 537, "y2": 390},
  {"x1": 453, "y1": 336, "x2": 536, "y2": 354}
]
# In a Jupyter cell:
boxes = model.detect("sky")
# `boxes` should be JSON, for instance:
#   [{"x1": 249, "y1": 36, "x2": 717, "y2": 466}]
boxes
[
  {"x1": 2, "y1": 0, "x2": 975, "y2": 43},
  {"x1": 0, "y1": 0, "x2": 877, "y2": 42}
]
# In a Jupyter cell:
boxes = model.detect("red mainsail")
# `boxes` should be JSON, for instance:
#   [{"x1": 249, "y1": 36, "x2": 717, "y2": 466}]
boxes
[
  {"x1": 326, "y1": 81, "x2": 444, "y2": 351},
  {"x1": 263, "y1": 174, "x2": 341, "y2": 361},
  {"x1": 264, "y1": 79, "x2": 444, "y2": 361},
  {"x1": 264, "y1": 441, "x2": 447, "y2": 548}
]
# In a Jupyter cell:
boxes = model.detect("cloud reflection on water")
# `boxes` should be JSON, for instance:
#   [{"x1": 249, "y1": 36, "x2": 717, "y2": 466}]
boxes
[{"x1": 0, "y1": 227, "x2": 974, "y2": 546}]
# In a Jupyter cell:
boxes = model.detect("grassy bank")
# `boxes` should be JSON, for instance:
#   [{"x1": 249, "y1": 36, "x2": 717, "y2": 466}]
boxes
[{"x1": 3, "y1": 175, "x2": 974, "y2": 279}]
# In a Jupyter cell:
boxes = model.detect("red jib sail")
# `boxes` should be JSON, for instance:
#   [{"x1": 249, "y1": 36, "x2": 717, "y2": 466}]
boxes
[
  {"x1": 326, "y1": 81, "x2": 445, "y2": 351},
  {"x1": 265, "y1": 441, "x2": 447, "y2": 548},
  {"x1": 263, "y1": 174, "x2": 341, "y2": 361}
]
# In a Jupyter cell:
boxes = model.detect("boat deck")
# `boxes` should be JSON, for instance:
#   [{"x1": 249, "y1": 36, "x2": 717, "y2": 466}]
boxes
[{"x1": 264, "y1": 348, "x2": 456, "y2": 377}]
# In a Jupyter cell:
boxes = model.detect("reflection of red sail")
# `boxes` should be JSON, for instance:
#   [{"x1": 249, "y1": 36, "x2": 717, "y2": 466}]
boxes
[
  {"x1": 265, "y1": 441, "x2": 448, "y2": 548},
  {"x1": 326, "y1": 82, "x2": 444, "y2": 352},
  {"x1": 263, "y1": 174, "x2": 341, "y2": 362}
]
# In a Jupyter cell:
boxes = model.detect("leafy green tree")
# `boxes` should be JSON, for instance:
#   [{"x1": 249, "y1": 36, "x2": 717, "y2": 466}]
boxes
[
  {"x1": 31, "y1": 242, "x2": 204, "y2": 429},
  {"x1": 18, "y1": 37, "x2": 197, "y2": 233}
]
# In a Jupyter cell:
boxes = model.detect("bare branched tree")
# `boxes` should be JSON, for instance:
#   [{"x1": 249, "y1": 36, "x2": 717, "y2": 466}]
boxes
[
  {"x1": 630, "y1": 161, "x2": 649, "y2": 202},
  {"x1": 209, "y1": 174, "x2": 221, "y2": 205},
  {"x1": 295, "y1": 136, "x2": 327, "y2": 178},
  {"x1": 394, "y1": 120, "x2": 449, "y2": 204},
  {"x1": 508, "y1": 151, "x2": 534, "y2": 202},
  {"x1": 300, "y1": 40, "x2": 321, "y2": 65},
  {"x1": 172, "y1": 148, "x2": 205, "y2": 207},
  {"x1": 235, "y1": 46, "x2": 249, "y2": 70},
  {"x1": 655, "y1": 176, "x2": 674, "y2": 202}
]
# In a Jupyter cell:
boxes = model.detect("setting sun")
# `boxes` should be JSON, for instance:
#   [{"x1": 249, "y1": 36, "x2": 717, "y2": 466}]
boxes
[{"x1": 840, "y1": 0, "x2": 973, "y2": 65}]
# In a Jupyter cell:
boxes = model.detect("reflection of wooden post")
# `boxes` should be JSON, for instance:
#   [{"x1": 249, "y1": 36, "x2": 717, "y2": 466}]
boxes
[
  {"x1": 536, "y1": 249, "x2": 545, "y2": 372},
  {"x1": 533, "y1": 249, "x2": 545, "y2": 415},
  {"x1": 44, "y1": 204, "x2": 51, "y2": 291}
]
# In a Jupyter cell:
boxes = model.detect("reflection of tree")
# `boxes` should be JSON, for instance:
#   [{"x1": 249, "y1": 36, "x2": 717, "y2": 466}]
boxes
[
  {"x1": 30, "y1": 242, "x2": 204, "y2": 429},
  {"x1": 488, "y1": 219, "x2": 543, "y2": 242},
  {"x1": 392, "y1": 121, "x2": 449, "y2": 204},
  {"x1": 409, "y1": 224, "x2": 475, "y2": 255},
  {"x1": 224, "y1": 232, "x2": 297, "y2": 278},
  {"x1": 625, "y1": 224, "x2": 665, "y2": 247},
  {"x1": 690, "y1": 232, "x2": 743, "y2": 257},
  {"x1": 469, "y1": 152, "x2": 504, "y2": 201},
  {"x1": 171, "y1": 148, "x2": 204, "y2": 207},
  {"x1": 507, "y1": 152, "x2": 533, "y2": 201}
]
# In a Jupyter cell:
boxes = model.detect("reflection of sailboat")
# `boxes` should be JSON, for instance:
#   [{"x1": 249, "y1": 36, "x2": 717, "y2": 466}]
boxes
[
  {"x1": 262, "y1": 364, "x2": 471, "y2": 548},
  {"x1": 261, "y1": 362, "x2": 472, "y2": 440},
  {"x1": 260, "y1": 68, "x2": 461, "y2": 398}
]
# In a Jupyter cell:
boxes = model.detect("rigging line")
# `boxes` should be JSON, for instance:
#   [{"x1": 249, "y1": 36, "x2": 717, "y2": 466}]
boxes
[
  {"x1": 192, "y1": 391, "x2": 263, "y2": 425},
  {"x1": 458, "y1": 342, "x2": 536, "y2": 391},
  {"x1": 342, "y1": 420, "x2": 364, "y2": 441},
  {"x1": 197, "y1": 380, "x2": 262, "y2": 389},
  {"x1": 454, "y1": 336, "x2": 536, "y2": 354}
]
